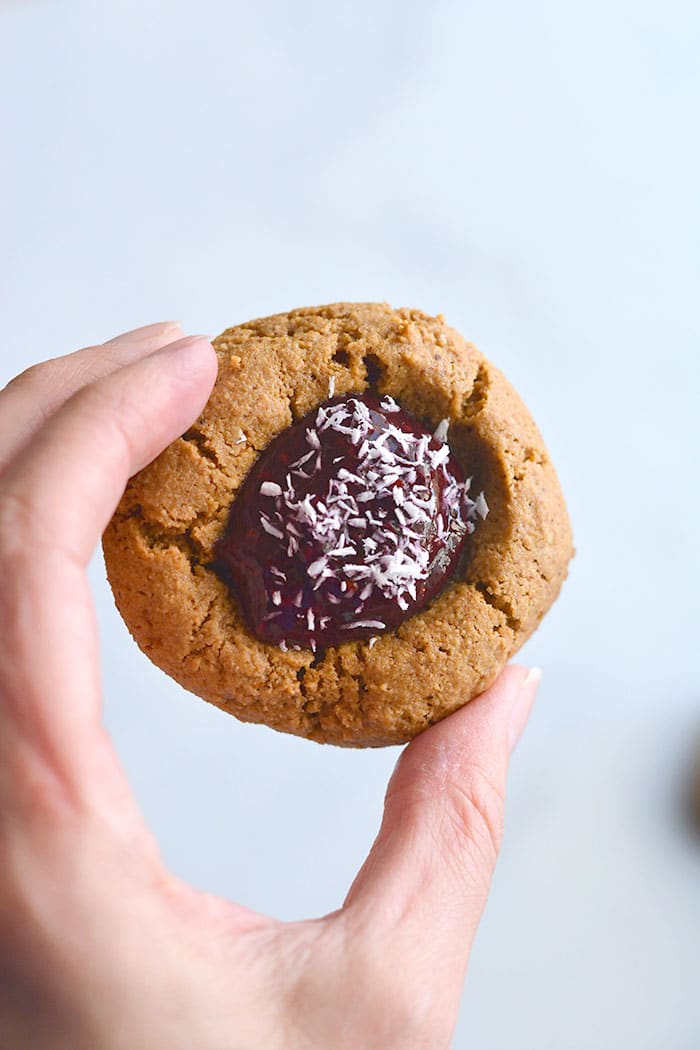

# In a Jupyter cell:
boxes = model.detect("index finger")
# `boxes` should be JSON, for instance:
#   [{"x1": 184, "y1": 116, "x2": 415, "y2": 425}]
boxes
[
  {"x1": 0, "y1": 320, "x2": 183, "y2": 472},
  {"x1": 0, "y1": 335, "x2": 217, "y2": 801},
  {"x1": 0, "y1": 334, "x2": 216, "y2": 569}
]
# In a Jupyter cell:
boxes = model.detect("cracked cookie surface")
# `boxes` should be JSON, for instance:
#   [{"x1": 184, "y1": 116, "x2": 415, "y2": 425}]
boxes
[{"x1": 102, "y1": 303, "x2": 573, "y2": 746}]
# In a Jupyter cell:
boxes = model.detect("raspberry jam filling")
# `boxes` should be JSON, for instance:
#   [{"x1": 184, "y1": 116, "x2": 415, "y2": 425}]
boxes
[{"x1": 214, "y1": 393, "x2": 488, "y2": 652}]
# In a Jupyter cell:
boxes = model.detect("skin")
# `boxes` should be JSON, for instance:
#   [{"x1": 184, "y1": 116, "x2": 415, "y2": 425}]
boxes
[{"x1": 0, "y1": 323, "x2": 541, "y2": 1050}]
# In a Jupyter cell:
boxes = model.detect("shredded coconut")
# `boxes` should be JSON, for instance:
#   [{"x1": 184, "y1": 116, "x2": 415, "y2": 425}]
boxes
[{"x1": 257, "y1": 396, "x2": 485, "y2": 650}]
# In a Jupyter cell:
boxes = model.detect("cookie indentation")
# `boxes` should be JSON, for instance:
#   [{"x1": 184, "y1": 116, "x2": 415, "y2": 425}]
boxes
[{"x1": 215, "y1": 394, "x2": 487, "y2": 653}]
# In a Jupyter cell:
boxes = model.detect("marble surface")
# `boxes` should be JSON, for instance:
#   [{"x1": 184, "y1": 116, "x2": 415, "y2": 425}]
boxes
[{"x1": 1, "y1": 2, "x2": 698, "y2": 1045}]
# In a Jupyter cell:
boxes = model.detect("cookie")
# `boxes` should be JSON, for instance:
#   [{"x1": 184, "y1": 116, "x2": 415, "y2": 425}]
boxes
[{"x1": 102, "y1": 303, "x2": 573, "y2": 747}]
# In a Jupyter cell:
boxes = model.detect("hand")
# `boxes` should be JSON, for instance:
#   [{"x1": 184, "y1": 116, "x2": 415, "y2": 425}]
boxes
[{"x1": 0, "y1": 322, "x2": 540, "y2": 1050}]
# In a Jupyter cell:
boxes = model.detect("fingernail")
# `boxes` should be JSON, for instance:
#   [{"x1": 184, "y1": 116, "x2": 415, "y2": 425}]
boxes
[
  {"x1": 105, "y1": 320, "x2": 182, "y2": 345},
  {"x1": 159, "y1": 334, "x2": 212, "y2": 353},
  {"x1": 509, "y1": 667, "x2": 542, "y2": 753},
  {"x1": 160, "y1": 333, "x2": 211, "y2": 350},
  {"x1": 155, "y1": 335, "x2": 215, "y2": 373}
]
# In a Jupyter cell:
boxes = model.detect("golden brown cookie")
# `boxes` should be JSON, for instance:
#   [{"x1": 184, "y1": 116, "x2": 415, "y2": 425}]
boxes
[{"x1": 102, "y1": 303, "x2": 573, "y2": 746}]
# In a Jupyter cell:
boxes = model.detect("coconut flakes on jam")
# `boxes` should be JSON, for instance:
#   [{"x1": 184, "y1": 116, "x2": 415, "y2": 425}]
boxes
[{"x1": 214, "y1": 393, "x2": 488, "y2": 652}]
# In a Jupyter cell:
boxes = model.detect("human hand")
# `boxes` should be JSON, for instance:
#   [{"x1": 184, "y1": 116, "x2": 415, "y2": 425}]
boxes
[{"x1": 0, "y1": 322, "x2": 541, "y2": 1050}]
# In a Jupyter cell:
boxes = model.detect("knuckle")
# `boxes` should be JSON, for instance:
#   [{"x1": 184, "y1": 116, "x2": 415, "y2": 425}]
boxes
[
  {"x1": 71, "y1": 375, "x2": 137, "y2": 458},
  {"x1": 4, "y1": 747, "x2": 77, "y2": 826},
  {"x1": 444, "y1": 764, "x2": 506, "y2": 866},
  {"x1": 0, "y1": 487, "x2": 40, "y2": 564},
  {"x1": 1, "y1": 361, "x2": 44, "y2": 394},
  {"x1": 1, "y1": 347, "x2": 99, "y2": 403}
]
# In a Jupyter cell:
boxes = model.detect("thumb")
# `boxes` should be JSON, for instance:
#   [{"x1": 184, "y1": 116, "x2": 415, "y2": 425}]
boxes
[{"x1": 343, "y1": 665, "x2": 540, "y2": 1005}]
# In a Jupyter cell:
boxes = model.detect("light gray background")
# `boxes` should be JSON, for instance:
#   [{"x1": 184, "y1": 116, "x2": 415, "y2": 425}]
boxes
[{"x1": 1, "y1": 1, "x2": 699, "y2": 1046}]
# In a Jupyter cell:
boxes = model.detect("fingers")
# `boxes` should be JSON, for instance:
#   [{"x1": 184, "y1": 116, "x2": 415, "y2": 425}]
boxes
[
  {"x1": 0, "y1": 335, "x2": 217, "y2": 800},
  {"x1": 103, "y1": 320, "x2": 182, "y2": 347},
  {"x1": 0, "y1": 334, "x2": 216, "y2": 568},
  {"x1": 342, "y1": 666, "x2": 540, "y2": 1013},
  {"x1": 0, "y1": 321, "x2": 183, "y2": 472}
]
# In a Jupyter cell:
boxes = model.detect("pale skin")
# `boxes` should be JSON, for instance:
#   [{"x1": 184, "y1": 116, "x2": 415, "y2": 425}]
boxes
[{"x1": 0, "y1": 322, "x2": 541, "y2": 1050}]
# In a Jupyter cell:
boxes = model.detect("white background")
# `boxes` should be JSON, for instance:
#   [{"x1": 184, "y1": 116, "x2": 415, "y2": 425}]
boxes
[{"x1": 1, "y1": 2, "x2": 699, "y2": 1046}]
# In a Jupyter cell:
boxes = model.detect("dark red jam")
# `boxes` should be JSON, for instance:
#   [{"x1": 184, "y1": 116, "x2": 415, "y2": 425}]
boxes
[{"x1": 214, "y1": 393, "x2": 487, "y2": 652}]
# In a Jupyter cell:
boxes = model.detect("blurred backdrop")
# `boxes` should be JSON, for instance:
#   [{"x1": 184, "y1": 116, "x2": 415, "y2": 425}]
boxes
[{"x1": 1, "y1": 1, "x2": 699, "y2": 1046}]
